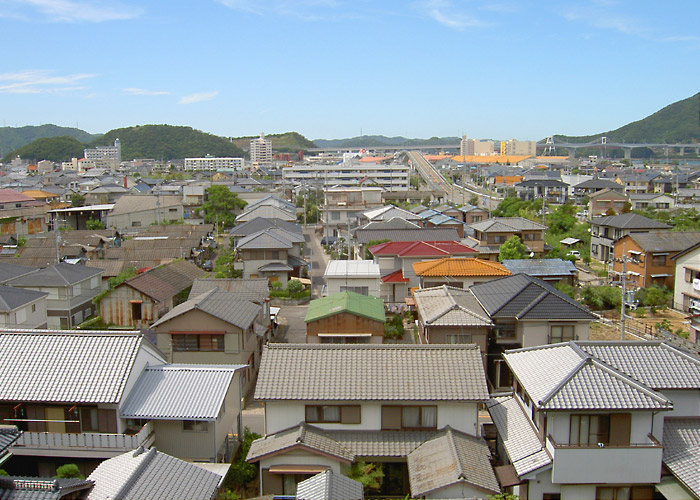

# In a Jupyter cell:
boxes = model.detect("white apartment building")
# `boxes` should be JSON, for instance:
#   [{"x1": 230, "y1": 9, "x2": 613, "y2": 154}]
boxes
[
  {"x1": 283, "y1": 162, "x2": 410, "y2": 190},
  {"x1": 84, "y1": 138, "x2": 122, "y2": 162},
  {"x1": 501, "y1": 139, "x2": 537, "y2": 156},
  {"x1": 461, "y1": 135, "x2": 495, "y2": 156},
  {"x1": 184, "y1": 157, "x2": 245, "y2": 171},
  {"x1": 250, "y1": 132, "x2": 272, "y2": 165}
]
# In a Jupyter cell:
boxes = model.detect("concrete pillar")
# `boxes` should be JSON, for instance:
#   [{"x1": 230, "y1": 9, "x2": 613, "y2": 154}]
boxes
[
  {"x1": 680, "y1": 147, "x2": 685, "y2": 156},
  {"x1": 623, "y1": 148, "x2": 632, "y2": 160}
]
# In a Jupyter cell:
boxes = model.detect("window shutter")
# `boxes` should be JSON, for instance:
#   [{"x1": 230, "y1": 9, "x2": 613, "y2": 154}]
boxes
[
  {"x1": 341, "y1": 406, "x2": 361, "y2": 424},
  {"x1": 609, "y1": 413, "x2": 631, "y2": 446},
  {"x1": 381, "y1": 406, "x2": 402, "y2": 430}
]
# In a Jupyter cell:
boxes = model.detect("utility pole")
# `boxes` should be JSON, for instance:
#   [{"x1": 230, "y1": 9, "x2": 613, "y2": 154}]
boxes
[
  {"x1": 303, "y1": 192, "x2": 307, "y2": 228},
  {"x1": 621, "y1": 243, "x2": 627, "y2": 341}
]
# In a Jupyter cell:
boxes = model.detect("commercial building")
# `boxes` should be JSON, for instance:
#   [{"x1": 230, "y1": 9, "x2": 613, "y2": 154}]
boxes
[
  {"x1": 184, "y1": 157, "x2": 245, "y2": 170},
  {"x1": 250, "y1": 132, "x2": 273, "y2": 166},
  {"x1": 283, "y1": 162, "x2": 410, "y2": 190}
]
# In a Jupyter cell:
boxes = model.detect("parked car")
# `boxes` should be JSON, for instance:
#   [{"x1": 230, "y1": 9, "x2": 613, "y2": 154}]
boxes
[
  {"x1": 567, "y1": 250, "x2": 581, "y2": 260},
  {"x1": 202, "y1": 260, "x2": 213, "y2": 271},
  {"x1": 321, "y1": 236, "x2": 337, "y2": 246}
]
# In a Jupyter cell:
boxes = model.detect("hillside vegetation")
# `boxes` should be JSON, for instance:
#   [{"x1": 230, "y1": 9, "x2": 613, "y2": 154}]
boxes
[
  {"x1": 2, "y1": 136, "x2": 86, "y2": 163},
  {"x1": 556, "y1": 92, "x2": 700, "y2": 144},
  {"x1": 0, "y1": 124, "x2": 96, "y2": 157},
  {"x1": 231, "y1": 131, "x2": 316, "y2": 153},
  {"x1": 314, "y1": 135, "x2": 460, "y2": 148}
]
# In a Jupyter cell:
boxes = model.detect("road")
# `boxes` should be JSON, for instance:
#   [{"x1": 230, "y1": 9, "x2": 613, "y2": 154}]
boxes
[{"x1": 406, "y1": 151, "x2": 501, "y2": 210}]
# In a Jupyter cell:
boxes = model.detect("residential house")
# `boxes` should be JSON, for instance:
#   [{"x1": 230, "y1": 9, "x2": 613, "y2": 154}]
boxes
[
  {"x1": 467, "y1": 217, "x2": 548, "y2": 260},
  {"x1": 84, "y1": 185, "x2": 129, "y2": 205},
  {"x1": 323, "y1": 260, "x2": 380, "y2": 297},
  {"x1": 6, "y1": 263, "x2": 103, "y2": 328},
  {"x1": 229, "y1": 217, "x2": 301, "y2": 246},
  {"x1": 615, "y1": 171, "x2": 659, "y2": 194},
  {"x1": 0, "y1": 262, "x2": 38, "y2": 284},
  {"x1": 419, "y1": 212, "x2": 465, "y2": 238},
  {"x1": 99, "y1": 260, "x2": 206, "y2": 328},
  {"x1": 572, "y1": 177, "x2": 624, "y2": 201},
  {"x1": 0, "y1": 189, "x2": 49, "y2": 236},
  {"x1": 353, "y1": 220, "x2": 459, "y2": 259},
  {"x1": 501, "y1": 259, "x2": 578, "y2": 286},
  {"x1": 458, "y1": 204, "x2": 488, "y2": 225},
  {"x1": 305, "y1": 291, "x2": 386, "y2": 344},
  {"x1": 413, "y1": 285, "x2": 492, "y2": 358},
  {"x1": 189, "y1": 276, "x2": 271, "y2": 320},
  {"x1": 672, "y1": 241, "x2": 700, "y2": 340},
  {"x1": 235, "y1": 203, "x2": 296, "y2": 224},
  {"x1": 0, "y1": 476, "x2": 93, "y2": 499},
  {"x1": 107, "y1": 195, "x2": 184, "y2": 230},
  {"x1": 629, "y1": 192, "x2": 675, "y2": 211},
  {"x1": 590, "y1": 213, "x2": 671, "y2": 262},
  {"x1": 296, "y1": 469, "x2": 363, "y2": 500},
  {"x1": 612, "y1": 231, "x2": 700, "y2": 290},
  {"x1": 370, "y1": 240, "x2": 477, "y2": 302},
  {"x1": 588, "y1": 188, "x2": 630, "y2": 218},
  {"x1": 246, "y1": 344, "x2": 498, "y2": 499},
  {"x1": 150, "y1": 288, "x2": 266, "y2": 394},
  {"x1": 0, "y1": 331, "x2": 245, "y2": 476},
  {"x1": 322, "y1": 187, "x2": 383, "y2": 238},
  {"x1": 0, "y1": 285, "x2": 48, "y2": 328},
  {"x1": 50, "y1": 204, "x2": 114, "y2": 231},
  {"x1": 412, "y1": 257, "x2": 511, "y2": 289},
  {"x1": 0, "y1": 426, "x2": 20, "y2": 466},
  {"x1": 488, "y1": 341, "x2": 700, "y2": 500},
  {"x1": 360, "y1": 205, "x2": 421, "y2": 225},
  {"x1": 235, "y1": 227, "x2": 306, "y2": 284},
  {"x1": 86, "y1": 447, "x2": 224, "y2": 500},
  {"x1": 653, "y1": 172, "x2": 692, "y2": 194},
  {"x1": 516, "y1": 178, "x2": 569, "y2": 204}
]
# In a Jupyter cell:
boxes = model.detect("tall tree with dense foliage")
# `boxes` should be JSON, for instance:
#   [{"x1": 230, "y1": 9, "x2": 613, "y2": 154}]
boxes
[
  {"x1": 201, "y1": 185, "x2": 246, "y2": 229},
  {"x1": 498, "y1": 235, "x2": 529, "y2": 261}
]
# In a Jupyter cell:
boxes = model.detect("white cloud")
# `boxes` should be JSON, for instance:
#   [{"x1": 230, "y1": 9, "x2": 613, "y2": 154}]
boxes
[
  {"x1": 7, "y1": 0, "x2": 141, "y2": 22},
  {"x1": 414, "y1": 0, "x2": 485, "y2": 30},
  {"x1": 124, "y1": 88, "x2": 171, "y2": 96},
  {"x1": 0, "y1": 70, "x2": 98, "y2": 94},
  {"x1": 178, "y1": 91, "x2": 219, "y2": 105},
  {"x1": 215, "y1": 0, "x2": 355, "y2": 21}
]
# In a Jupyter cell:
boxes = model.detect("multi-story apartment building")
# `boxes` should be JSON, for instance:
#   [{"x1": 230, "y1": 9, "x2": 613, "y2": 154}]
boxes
[
  {"x1": 502, "y1": 139, "x2": 536, "y2": 156},
  {"x1": 589, "y1": 213, "x2": 671, "y2": 262},
  {"x1": 283, "y1": 162, "x2": 410, "y2": 190},
  {"x1": 250, "y1": 132, "x2": 273, "y2": 166},
  {"x1": 323, "y1": 186, "x2": 383, "y2": 237},
  {"x1": 672, "y1": 241, "x2": 700, "y2": 341},
  {"x1": 184, "y1": 157, "x2": 245, "y2": 170},
  {"x1": 489, "y1": 341, "x2": 700, "y2": 500},
  {"x1": 83, "y1": 139, "x2": 121, "y2": 170},
  {"x1": 460, "y1": 135, "x2": 495, "y2": 156}
]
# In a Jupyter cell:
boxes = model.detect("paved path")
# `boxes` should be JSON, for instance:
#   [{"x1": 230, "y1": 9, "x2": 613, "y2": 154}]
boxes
[{"x1": 303, "y1": 228, "x2": 328, "y2": 298}]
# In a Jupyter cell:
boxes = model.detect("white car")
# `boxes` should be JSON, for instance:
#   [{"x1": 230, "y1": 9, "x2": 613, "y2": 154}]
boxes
[{"x1": 567, "y1": 250, "x2": 581, "y2": 259}]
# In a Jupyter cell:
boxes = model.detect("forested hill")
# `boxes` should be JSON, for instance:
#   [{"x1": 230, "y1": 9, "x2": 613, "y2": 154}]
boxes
[
  {"x1": 0, "y1": 124, "x2": 96, "y2": 157},
  {"x1": 231, "y1": 132, "x2": 316, "y2": 153},
  {"x1": 556, "y1": 92, "x2": 700, "y2": 144}
]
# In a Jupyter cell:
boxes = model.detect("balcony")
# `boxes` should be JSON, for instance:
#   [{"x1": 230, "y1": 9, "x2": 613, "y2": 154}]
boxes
[
  {"x1": 10, "y1": 422, "x2": 154, "y2": 458},
  {"x1": 550, "y1": 434, "x2": 662, "y2": 484}
]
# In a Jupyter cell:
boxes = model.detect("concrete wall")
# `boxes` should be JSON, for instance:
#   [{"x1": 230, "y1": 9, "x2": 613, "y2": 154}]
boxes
[
  {"x1": 325, "y1": 276, "x2": 380, "y2": 297},
  {"x1": 0, "y1": 296, "x2": 48, "y2": 329},
  {"x1": 426, "y1": 482, "x2": 494, "y2": 499},
  {"x1": 153, "y1": 419, "x2": 216, "y2": 461}
]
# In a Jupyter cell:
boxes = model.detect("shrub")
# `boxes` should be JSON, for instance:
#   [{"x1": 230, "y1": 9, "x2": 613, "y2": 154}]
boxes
[
  {"x1": 56, "y1": 464, "x2": 84, "y2": 479},
  {"x1": 285, "y1": 279, "x2": 303, "y2": 294},
  {"x1": 222, "y1": 427, "x2": 261, "y2": 491},
  {"x1": 580, "y1": 286, "x2": 621, "y2": 311},
  {"x1": 636, "y1": 286, "x2": 671, "y2": 309},
  {"x1": 384, "y1": 314, "x2": 405, "y2": 339}
]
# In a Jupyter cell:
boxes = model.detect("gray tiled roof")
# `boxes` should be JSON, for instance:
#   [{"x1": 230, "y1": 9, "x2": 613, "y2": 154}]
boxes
[
  {"x1": 574, "y1": 178, "x2": 622, "y2": 190},
  {"x1": 357, "y1": 218, "x2": 421, "y2": 231},
  {"x1": 110, "y1": 194, "x2": 182, "y2": 215},
  {"x1": 0, "y1": 332, "x2": 152, "y2": 404},
  {"x1": 235, "y1": 205, "x2": 296, "y2": 223},
  {"x1": 626, "y1": 231, "x2": 700, "y2": 253},
  {"x1": 470, "y1": 274, "x2": 596, "y2": 321},
  {"x1": 663, "y1": 418, "x2": 700, "y2": 499},
  {"x1": 501, "y1": 259, "x2": 578, "y2": 277},
  {"x1": 87, "y1": 447, "x2": 222, "y2": 500},
  {"x1": 0, "y1": 426, "x2": 20, "y2": 455},
  {"x1": 236, "y1": 229, "x2": 295, "y2": 250},
  {"x1": 0, "y1": 263, "x2": 38, "y2": 284},
  {"x1": 255, "y1": 344, "x2": 488, "y2": 402},
  {"x1": 328, "y1": 430, "x2": 437, "y2": 458},
  {"x1": 247, "y1": 423, "x2": 354, "y2": 463},
  {"x1": 296, "y1": 470, "x2": 364, "y2": 500},
  {"x1": 354, "y1": 228, "x2": 459, "y2": 244},
  {"x1": 0, "y1": 286, "x2": 47, "y2": 312},
  {"x1": 7, "y1": 262, "x2": 103, "y2": 287},
  {"x1": 504, "y1": 342, "x2": 676, "y2": 411},
  {"x1": 0, "y1": 477, "x2": 94, "y2": 500},
  {"x1": 152, "y1": 288, "x2": 261, "y2": 330},
  {"x1": 470, "y1": 217, "x2": 547, "y2": 232},
  {"x1": 229, "y1": 217, "x2": 301, "y2": 238},
  {"x1": 413, "y1": 286, "x2": 492, "y2": 327},
  {"x1": 486, "y1": 396, "x2": 551, "y2": 477},
  {"x1": 120, "y1": 364, "x2": 245, "y2": 420},
  {"x1": 590, "y1": 212, "x2": 671, "y2": 229},
  {"x1": 189, "y1": 277, "x2": 270, "y2": 303},
  {"x1": 407, "y1": 428, "x2": 500, "y2": 497}
]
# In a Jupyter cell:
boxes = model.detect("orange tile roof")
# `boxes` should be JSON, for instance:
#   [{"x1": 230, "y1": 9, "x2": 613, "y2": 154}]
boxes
[
  {"x1": 358, "y1": 156, "x2": 391, "y2": 163},
  {"x1": 450, "y1": 155, "x2": 532, "y2": 164},
  {"x1": 412, "y1": 258, "x2": 512, "y2": 277},
  {"x1": 22, "y1": 190, "x2": 58, "y2": 199}
]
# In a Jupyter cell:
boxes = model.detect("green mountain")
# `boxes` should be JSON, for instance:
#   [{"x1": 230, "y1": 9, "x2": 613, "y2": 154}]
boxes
[
  {"x1": 2, "y1": 136, "x2": 86, "y2": 163},
  {"x1": 93, "y1": 125, "x2": 246, "y2": 160},
  {"x1": 557, "y1": 92, "x2": 700, "y2": 144},
  {"x1": 0, "y1": 124, "x2": 96, "y2": 157},
  {"x1": 231, "y1": 131, "x2": 317, "y2": 153},
  {"x1": 313, "y1": 135, "x2": 460, "y2": 148}
]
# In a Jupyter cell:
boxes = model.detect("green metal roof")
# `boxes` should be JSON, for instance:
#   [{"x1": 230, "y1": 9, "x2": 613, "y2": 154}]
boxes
[{"x1": 304, "y1": 291, "x2": 386, "y2": 324}]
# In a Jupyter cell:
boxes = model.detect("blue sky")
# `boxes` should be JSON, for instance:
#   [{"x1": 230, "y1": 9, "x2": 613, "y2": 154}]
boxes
[{"x1": 0, "y1": 0, "x2": 698, "y2": 141}]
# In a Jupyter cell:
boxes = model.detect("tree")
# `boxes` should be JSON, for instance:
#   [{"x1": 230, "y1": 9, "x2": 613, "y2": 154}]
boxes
[
  {"x1": 499, "y1": 235, "x2": 528, "y2": 261},
  {"x1": 637, "y1": 286, "x2": 671, "y2": 309},
  {"x1": 56, "y1": 464, "x2": 84, "y2": 479},
  {"x1": 224, "y1": 427, "x2": 261, "y2": 491},
  {"x1": 70, "y1": 193, "x2": 85, "y2": 207},
  {"x1": 201, "y1": 185, "x2": 247, "y2": 230},
  {"x1": 347, "y1": 461, "x2": 384, "y2": 492},
  {"x1": 468, "y1": 194, "x2": 479, "y2": 206},
  {"x1": 213, "y1": 247, "x2": 237, "y2": 278},
  {"x1": 621, "y1": 201, "x2": 632, "y2": 213},
  {"x1": 546, "y1": 205, "x2": 577, "y2": 234},
  {"x1": 605, "y1": 208, "x2": 617, "y2": 216},
  {"x1": 85, "y1": 218, "x2": 105, "y2": 230}
]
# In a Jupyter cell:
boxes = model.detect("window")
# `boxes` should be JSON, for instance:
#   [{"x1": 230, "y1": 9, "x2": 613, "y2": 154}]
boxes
[
  {"x1": 493, "y1": 235, "x2": 506, "y2": 244},
  {"x1": 183, "y1": 420, "x2": 208, "y2": 432},
  {"x1": 172, "y1": 334, "x2": 224, "y2": 352},
  {"x1": 495, "y1": 324, "x2": 516, "y2": 340},
  {"x1": 31, "y1": 304, "x2": 36, "y2": 312},
  {"x1": 305, "y1": 405, "x2": 361, "y2": 424},
  {"x1": 131, "y1": 302, "x2": 142, "y2": 321},
  {"x1": 381, "y1": 405, "x2": 437, "y2": 430},
  {"x1": 570, "y1": 415, "x2": 610, "y2": 445},
  {"x1": 169, "y1": 208, "x2": 177, "y2": 212},
  {"x1": 596, "y1": 486, "x2": 653, "y2": 500},
  {"x1": 331, "y1": 211, "x2": 341, "y2": 221},
  {"x1": 271, "y1": 250, "x2": 280, "y2": 260},
  {"x1": 131, "y1": 221, "x2": 141, "y2": 227},
  {"x1": 651, "y1": 254, "x2": 666, "y2": 266},
  {"x1": 80, "y1": 408, "x2": 99, "y2": 432},
  {"x1": 340, "y1": 286, "x2": 369, "y2": 295},
  {"x1": 445, "y1": 333, "x2": 472, "y2": 344},
  {"x1": 550, "y1": 325, "x2": 575, "y2": 343}
]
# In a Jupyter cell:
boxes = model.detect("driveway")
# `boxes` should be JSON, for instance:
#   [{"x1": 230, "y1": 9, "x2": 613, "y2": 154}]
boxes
[{"x1": 273, "y1": 304, "x2": 308, "y2": 344}]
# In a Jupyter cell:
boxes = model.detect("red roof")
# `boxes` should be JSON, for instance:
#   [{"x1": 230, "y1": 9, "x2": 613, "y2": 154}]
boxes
[
  {"x1": 370, "y1": 240, "x2": 476, "y2": 257},
  {"x1": 0, "y1": 189, "x2": 37, "y2": 204},
  {"x1": 381, "y1": 270, "x2": 410, "y2": 283}
]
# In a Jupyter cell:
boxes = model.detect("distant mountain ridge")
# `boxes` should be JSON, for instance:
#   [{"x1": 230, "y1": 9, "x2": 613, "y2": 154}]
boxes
[
  {"x1": 230, "y1": 132, "x2": 316, "y2": 153},
  {"x1": 313, "y1": 135, "x2": 461, "y2": 148},
  {"x1": 0, "y1": 124, "x2": 97, "y2": 157},
  {"x1": 556, "y1": 92, "x2": 700, "y2": 144}
]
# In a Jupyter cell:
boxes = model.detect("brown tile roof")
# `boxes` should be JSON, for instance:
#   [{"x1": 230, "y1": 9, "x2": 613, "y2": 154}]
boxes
[
  {"x1": 121, "y1": 260, "x2": 206, "y2": 302},
  {"x1": 412, "y1": 258, "x2": 511, "y2": 277}
]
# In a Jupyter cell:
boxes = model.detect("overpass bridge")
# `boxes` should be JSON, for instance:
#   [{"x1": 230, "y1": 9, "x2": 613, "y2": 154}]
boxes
[{"x1": 538, "y1": 137, "x2": 700, "y2": 159}]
